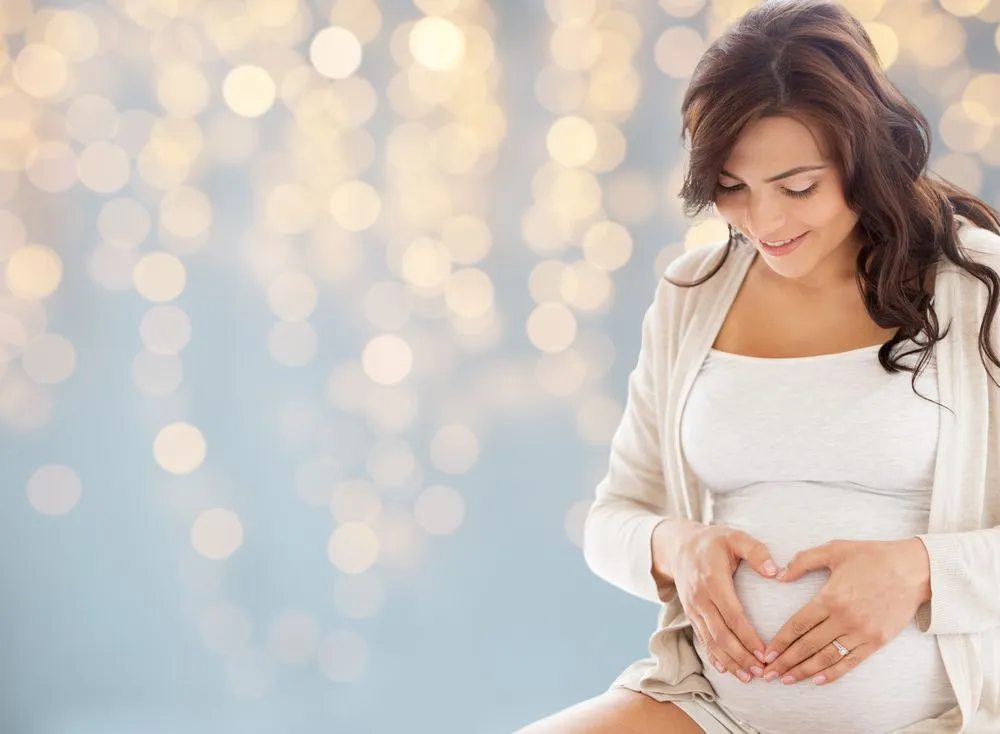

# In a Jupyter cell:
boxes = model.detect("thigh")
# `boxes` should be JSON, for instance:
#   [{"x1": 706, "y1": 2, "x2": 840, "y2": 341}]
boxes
[{"x1": 513, "y1": 687, "x2": 706, "y2": 734}]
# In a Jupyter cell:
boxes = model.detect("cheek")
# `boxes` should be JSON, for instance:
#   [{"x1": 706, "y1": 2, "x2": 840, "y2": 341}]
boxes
[
  {"x1": 713, "y1": 193, "x2": 855, "y2": 238},
  {"x1": 798, "y1": 192, "x2": 853, "y2": 230}
]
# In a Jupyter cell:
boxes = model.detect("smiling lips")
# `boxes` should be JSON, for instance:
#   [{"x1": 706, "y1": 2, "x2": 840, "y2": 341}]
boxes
[
  {"x1": 758, "y1": 231, "x2": 809, "y2": 256},
  {"x1": 760, "y1": 233, "x2": 807, "y2": 247}
]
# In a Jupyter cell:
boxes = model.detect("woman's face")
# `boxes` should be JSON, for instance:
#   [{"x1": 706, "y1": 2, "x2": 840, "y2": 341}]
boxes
[{"x1": 713, "y1": 115, "x2": 862, "y2": 290}]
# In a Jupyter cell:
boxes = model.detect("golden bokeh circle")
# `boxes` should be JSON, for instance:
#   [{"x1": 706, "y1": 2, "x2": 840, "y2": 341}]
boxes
[
  {"x1": 6, "y1": 244, "x2": 62, "y2": 299},
  {"x1": 154, "y1": 421, "x2": 207, "y2": 475}
]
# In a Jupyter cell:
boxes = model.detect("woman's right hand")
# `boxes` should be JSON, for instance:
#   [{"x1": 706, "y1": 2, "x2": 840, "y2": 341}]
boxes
[{"x1": 654, "y1": 521, "x2": 779, "y2": 683}]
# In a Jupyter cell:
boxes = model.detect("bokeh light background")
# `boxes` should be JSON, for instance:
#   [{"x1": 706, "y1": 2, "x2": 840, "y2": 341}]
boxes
[{"x1": 1, "y1": 0, "x2": 999, "y2": 731}]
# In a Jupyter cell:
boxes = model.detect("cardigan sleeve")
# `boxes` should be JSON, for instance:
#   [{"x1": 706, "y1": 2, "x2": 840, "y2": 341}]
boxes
[
  {"x1": 913, "y1": 227, "x2": 1000, "y2": 635},
  {"x1": 915, "y1": 527, "x2": 1000, "y2": 635},
  {"x1": 582, "y1": 277, "x2": 675, "y2": 605}
]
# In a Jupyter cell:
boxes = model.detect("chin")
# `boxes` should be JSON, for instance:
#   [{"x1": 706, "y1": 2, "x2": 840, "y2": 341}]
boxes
[
  {"x1": 765, "y1": 265, "x2": 808, "y2": 281},
  {"x1": 759, "y1": 252, "x2": 817, "y2": 281}
]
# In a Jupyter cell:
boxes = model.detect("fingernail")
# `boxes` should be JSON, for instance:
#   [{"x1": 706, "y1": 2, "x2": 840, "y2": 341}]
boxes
[
  {"x1": 714, "y1": 660, "x2": 726, "y2": 674},
  {"x1": 754, "y1": 650, "x2": 765, "y2": 663},
  {"x1": 781, "y1": 675, "x2": 796, "y2": 685},
  {"x1": 812, "y1": 674, "x2": 826, "y2": 685},
  {"x1": 737, "y1": 670, "x2": 751, "y2": 683},
  {"x1": 776, "y1": 567, "x2": 787, "y2": 580},
  {"x1": 750, "y1": 666, "x2": 764, "y2": 677},
  {"x1": 765, "y1": 651, "x2": 778, "y2": 664},
  {"x1": 762, "y1": 560, "x2": 777, "y2": 576},
  {"x1": 764, "y1": 671, "x2": 780, "y2": 682}
]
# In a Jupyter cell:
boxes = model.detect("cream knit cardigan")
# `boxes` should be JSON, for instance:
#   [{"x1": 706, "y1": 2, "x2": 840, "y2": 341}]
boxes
[{"x1": 583, "y1": 222, "x2": 1000, "y2": 732}]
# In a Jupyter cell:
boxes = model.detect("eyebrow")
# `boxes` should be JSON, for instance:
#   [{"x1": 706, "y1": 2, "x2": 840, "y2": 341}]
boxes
[{"x1": 719, "y1": 165, "x2": 827, "y2": 183}]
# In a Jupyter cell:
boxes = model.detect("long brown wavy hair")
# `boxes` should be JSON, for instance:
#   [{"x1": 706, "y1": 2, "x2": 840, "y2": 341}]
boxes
[{"x1": 668, "y1": 0, "x2": 1000, "y2": 405}]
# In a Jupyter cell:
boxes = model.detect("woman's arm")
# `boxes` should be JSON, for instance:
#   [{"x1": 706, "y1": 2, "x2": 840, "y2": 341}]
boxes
[
  {"x1": 913, "y1": 235, "x2": 1000, "y2": 635},
  {"x1": 582, "y1": 278, "x2": 675, "y2": 605},
  {"x1": 914, "y1": 527, "x2": 1000, "y2": 634}
]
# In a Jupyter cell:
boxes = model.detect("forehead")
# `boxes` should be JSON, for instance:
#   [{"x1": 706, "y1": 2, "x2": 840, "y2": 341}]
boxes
[{"x1": 723, "y1": 115, "x2": 828, "y2": 176}]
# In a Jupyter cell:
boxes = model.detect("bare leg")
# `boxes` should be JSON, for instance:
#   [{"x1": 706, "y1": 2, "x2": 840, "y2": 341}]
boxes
[{"x1": 513, "y1": 687, "x2": 706, "y2": 734}]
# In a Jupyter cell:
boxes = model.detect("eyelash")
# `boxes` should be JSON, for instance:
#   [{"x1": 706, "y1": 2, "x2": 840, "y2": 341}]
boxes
[{"x1": 716, "y1": 183, "x2": 818, "y2": 199}]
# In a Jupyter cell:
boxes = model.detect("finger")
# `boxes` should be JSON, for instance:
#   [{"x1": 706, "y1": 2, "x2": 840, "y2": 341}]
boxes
[
  {"x1": 763, "y1": 620, "x2": 842, "y2": 682},
  {"x1": 715, "y1": 584, "x2": 766, "y2": 664},
  {"x1": 690, "y1": 610, "x2": 737, "y2": 677},
  {"x1": 688, "y1": 614, "x2": 709, "y2": 649},
  {"x1": 763, "y1": 599, "x2": 828, "y2": 665},
  {"x1": 807, "y1": 641, "x2": 872, "y2": 686},
  {"x1": 703, "y1": 637, "x2": 739, "y2": 677},
  {"x1": 810, "y1": 641, "x2": 872, "y2": 685},
  {"x1": 704, "y1": 638, "x2": 746, "y2": 682},
  {"x1": 729, "y1": 530, "x2": 779, "y2": 579},
  {"x1": 699, "y1": 609, "x2": 749, "y2": 682},
  {"x1": 703, "y1": 604, "x2": 761, "y2": 682},
  {"x1": 777, "y1": 541, "x2": 838, "y2": 582},
  {"x1": 781, "y1": 634, "x2": 865, "y2": 685}
]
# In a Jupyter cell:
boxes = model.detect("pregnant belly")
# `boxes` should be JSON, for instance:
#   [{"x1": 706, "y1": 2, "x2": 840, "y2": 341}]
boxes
[
  {"x1": 696, "y1": 565, "x2": 953, "y2": 733},
  {"x1": 697, "y1": 492, "x2": 955, "y2": 733}
]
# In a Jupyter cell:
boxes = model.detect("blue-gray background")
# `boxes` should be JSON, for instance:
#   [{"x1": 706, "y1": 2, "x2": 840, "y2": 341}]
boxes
[{"x1": 2, "y1": 0, "x2": 999, "y2": 732}]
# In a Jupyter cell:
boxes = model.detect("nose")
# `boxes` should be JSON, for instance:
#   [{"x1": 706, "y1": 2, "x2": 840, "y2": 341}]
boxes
[{"x1": 743, "y1": 193, "x2": 787, "y2": 243}]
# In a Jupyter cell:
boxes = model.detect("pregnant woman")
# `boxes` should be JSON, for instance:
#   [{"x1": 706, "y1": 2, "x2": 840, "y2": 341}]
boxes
[{"x1": 516, "y1": 1, "x2": 1000, "y2": 733}]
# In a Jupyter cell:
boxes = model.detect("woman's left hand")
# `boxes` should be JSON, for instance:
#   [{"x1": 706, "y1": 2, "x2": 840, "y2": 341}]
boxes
[{"x1": 760, "y1": 538, "x2": 932, "y2": 686}]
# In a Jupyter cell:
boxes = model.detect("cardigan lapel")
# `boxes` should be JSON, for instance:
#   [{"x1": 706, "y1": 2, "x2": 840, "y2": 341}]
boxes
[{"x1": 668, "y1": 242, "x2": 757, "y2": 523}]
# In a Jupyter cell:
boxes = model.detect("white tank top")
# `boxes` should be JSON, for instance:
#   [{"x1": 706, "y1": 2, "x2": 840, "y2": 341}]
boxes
[{"x1": 680, "y1": 341, "x2": 957, "y2": 734}]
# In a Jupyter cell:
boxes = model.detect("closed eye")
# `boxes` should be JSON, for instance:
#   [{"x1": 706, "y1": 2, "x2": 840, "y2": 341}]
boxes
[{"x1": 716, "y1": 183, "x2": 818, "y2": 199}]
